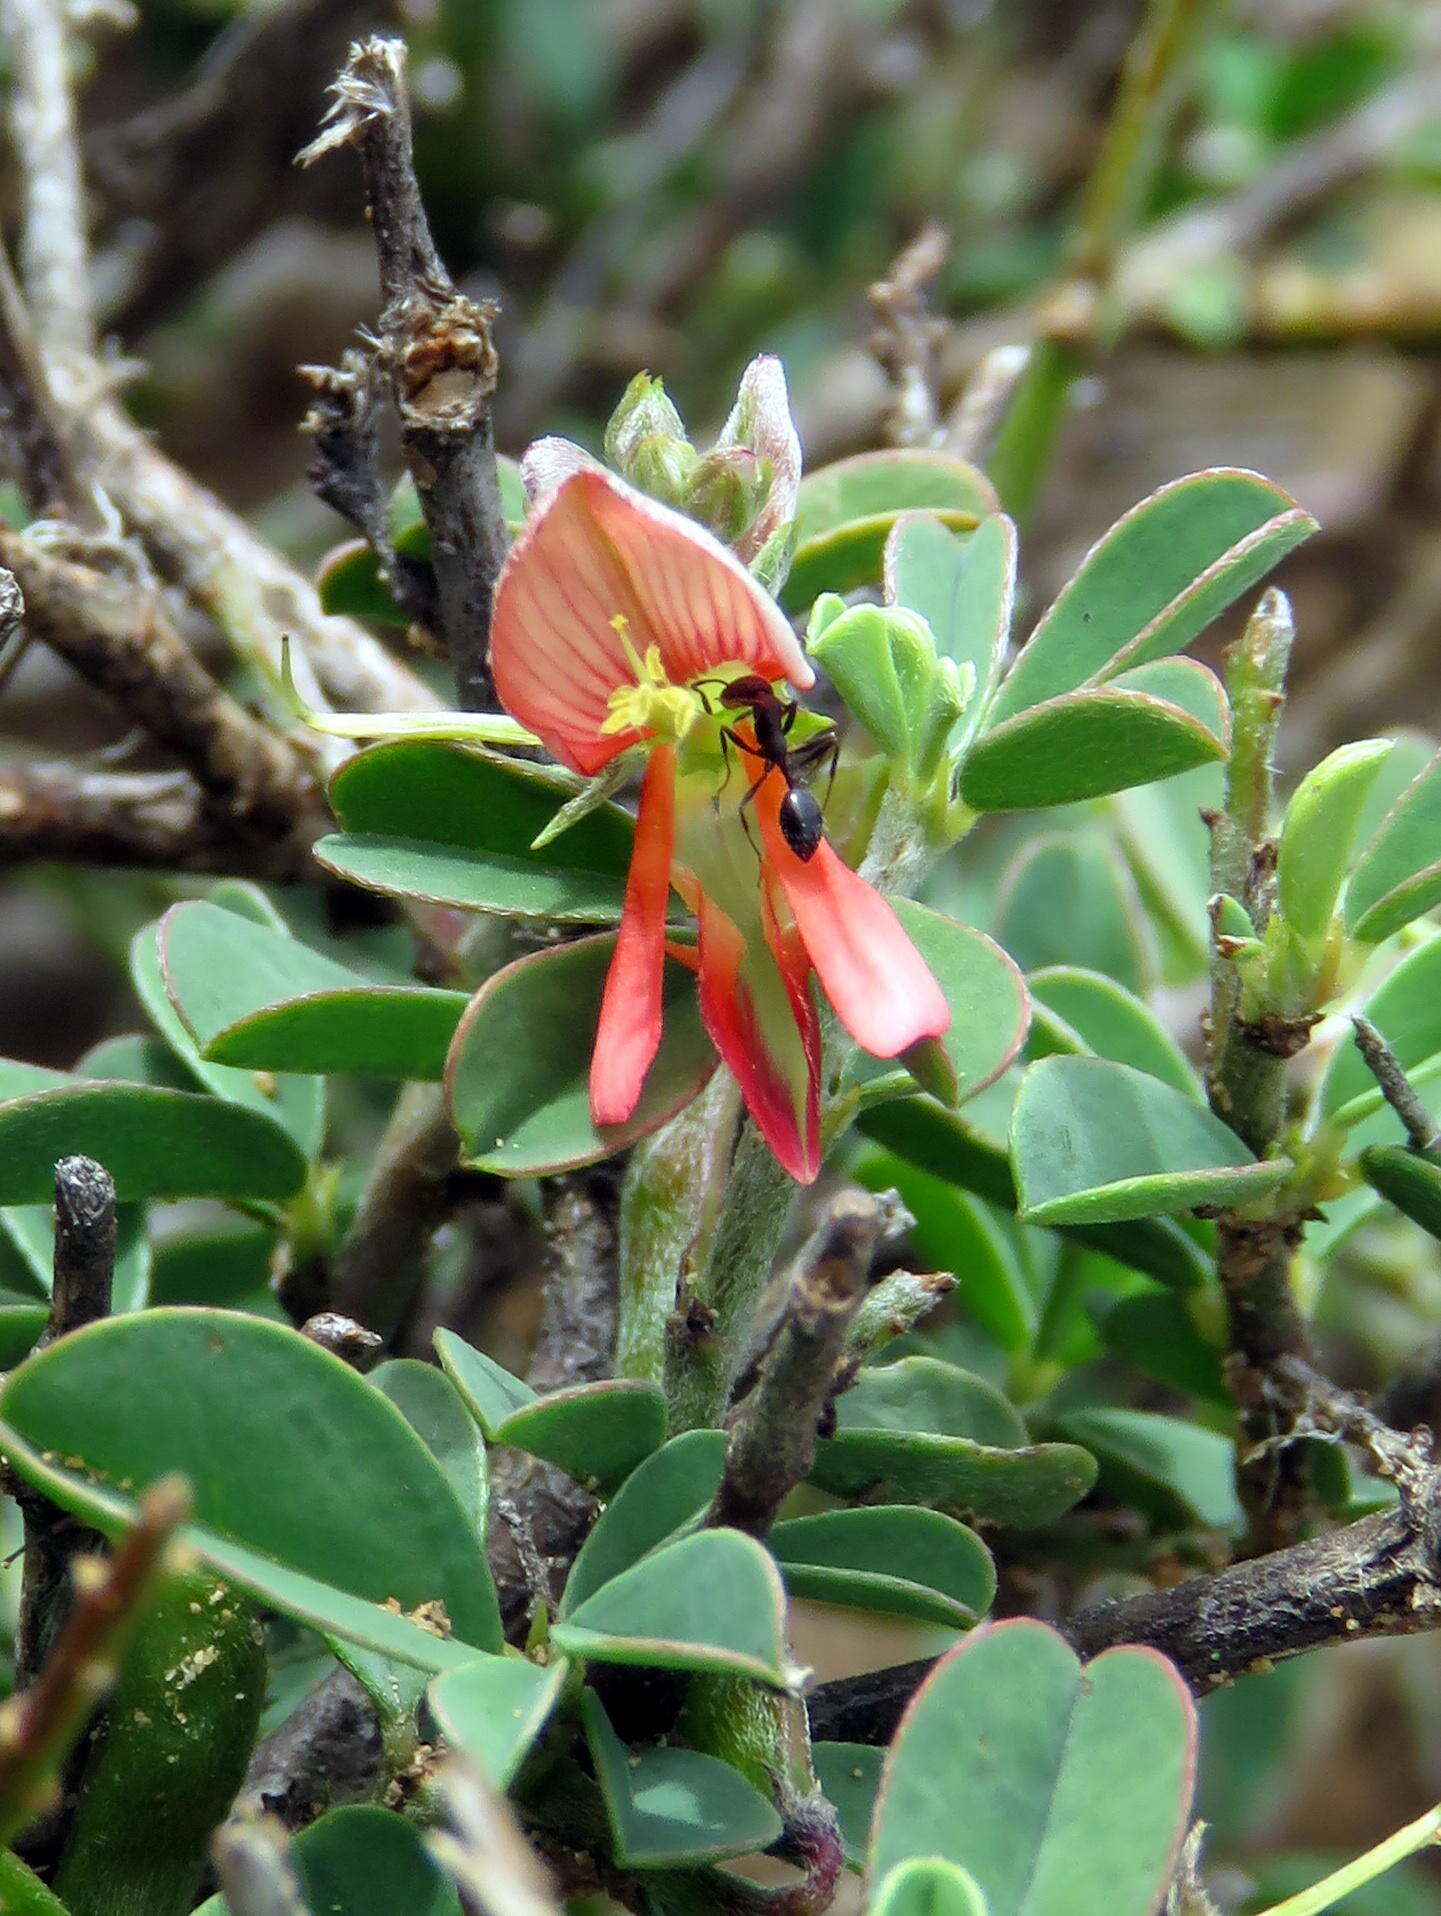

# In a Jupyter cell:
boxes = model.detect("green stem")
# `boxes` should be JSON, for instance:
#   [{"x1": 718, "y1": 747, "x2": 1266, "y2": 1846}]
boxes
[
  {"x1": 988, "y1": 0, "x2": 1212, "y2": 518},
  {"x1": 1256, "y1": 1803, "x2": 1441, "y2": 1916}
]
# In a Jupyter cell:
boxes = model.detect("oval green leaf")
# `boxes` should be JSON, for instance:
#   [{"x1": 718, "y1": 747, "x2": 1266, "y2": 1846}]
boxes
[
  {"x1": 989, "y1": 469, "x2": 1315, "y2": 723},
  {"x1": 159, "y1": 900, "x2": 465, "y2": 1080},
  {"x1": 784, "y1": 451, "x2": 994, "y2": 610},
  {"x1": 871, "y1": 1618, "x2": 1196, "y2": 1916},
  {"x1": 1027, "y1": 966, "x2": 1199, "y2": 1097},
  {"x1": 433, "y1": 1332, "x2": 537, "y2": 1434},
  {"x1": 202, "y1": 1804, "x2": 462, "y2": 1916},
  {"x1": 373, "y1": 1359, "x2": 489, "y2": 1539},
  {"x1": 426, "y1": 1655, "x2": 568, "y2": 1788},
  {"x1": 1275, "y1": 738, "x2": 1393, "y2": 942},
  {"x1": 1051, "y1": 1407, "x2": 1242, "y2": 1532},
  {"x1": 884, "y1": 511, "x2": 1015, "y2": 743},
  {"x1": 582, "y1": 1691, "x2": 783, "y2": 1867},
  {"x1": 871, "y1": 1859, "x2": 989, "y2": 1916},
  {"x1": 837, "y1": 1356, "x2": 1026, "y2": 1448},
  {"x1": 1345, "y1": 748, "x2": 1441, "y2": 944},
  {"x1": 770, "y1": 1506, "x2": 994, "y2": 1629},
  {"x1": 493, "y1": 1378, "x2": 668, "y2": 1493},
  {"x1": 329, "y1": 737, "x2": 633, "y2": 871},
  {"x1": 551, "y1": 1527, "x2": 794, "y2": 1688},
  {"x1": 961, "y1": 663, "x2": 1227, "y2": 813},
  {"x1": 813, "y1": 1743, "x2": 885, "y2": 1872},
  {"x1": 1012, "y1": 1056, "x2": 1288, "y2": 1225},
  {"x1": 561, "y1": 1429, "x2": 728, "y2": 1617},
  {"x1": 446, "y1": 934, "x2": 714, "y2": 1175},
  {"x1": 0, "y1": 1082, "x2": 306, "y2": 1204},
  {"x1": 994, "y1": 834, "x2": 1154, "y2": 995},
  {"x1": 809, "y1": 1429, "x2": 1095, "y2": 1530},
  {"x1": 1360, "y1": 1144, "x2": 1441, "y2": 1241},
  {"x1": 0, "y1": 1309, "x2": 502, "y2": 1660}
]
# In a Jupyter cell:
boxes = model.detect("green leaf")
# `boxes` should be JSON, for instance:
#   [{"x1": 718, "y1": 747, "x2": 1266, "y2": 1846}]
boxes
[
  {"x1": 0, "y1": 1080, "x2": 307, "y2": 1205},
  {"x1": 870, "y1": 1619, "x2": 1196, "y2": 1916},
  {"x1": 1275, "y1": 739, "x2": 1394, "y2": 942},
  {"x1": 1095, "y1": 1291, "x2": 1227, "y2": 1403},
  {"x1": 994, "y1": 834, "x2": 1154, "y2": 995},
  {"x1": 770, "y1": 1506, "x2": 994, "y2": 1629},
  {"x1": 856, "y1": 1099, "x2": 1213, "y2": 1291},
  {"x1": 1027, "y1": 966, "x2": 1199, "y2": 1097},
  {"x1": 582, "y1": 1691, "x2": 783, "y2": 1867},
  {"x1": 201, "y1": 1804, "x2": 462, "y2": 1916},
  {"x1": 551, "y1": 1528, "x2": 795, "y2": 1687},
  {"x1": 1051, "y1": 1408, "x2": 1242, "y2": 1532},
  {"x1": 1012, "y1": 1056, "x2": 1288, "y2": 1225},
  {"x1": 989, "y1": 469, "x2": 1315, "y2": 724},
  {"x1": 961, "y1": 659, "x2": 1228, "y2": 812},
  {"x1": 849, "y1": 904, "x2": 1029, "y2": 1109},
  {"x1": 0, "y1": 1851, "x2": 72, "y2": 1916},
  {"x1": 433, "y1": 1332, "x2": 537, "y2": 1434},
  {"x1": 1359, "y1": 1145, "x2": 1441, "y2": 1241},
  {"x1": 317, "y1": 834, "x2": 633, "y2": 923},
  {"x1": 426, "y1": 1655, "x2": 568, "y2": 1788},
  {"x1": 1346, "y1": 749, "x2": 1441, "y2": 943},
  {"x1": 446, "y1": 934, "x2": 714, "y2": 1175},
  {"x1": 809, "y1": 1428, "x2": 1095, "y2": 1530},
  {"x1": 329, "y1": 737, "x2": 633, "y2": 870},
  {"x1": 1319, "y1": 932, "x2": 1441, "y2": 1131},
  {"x1": 372, "y1": 1359, "x2": 488, "y2": 1539},
  {"x1": 0, "y1": 1305, "x2": 47, "y2": 1365},
  {"x1": 132, "y1": 917, "x2": 324, "y2": 1158},
  {"x1": 851, "y1": 1153, "x2": 1035, "y2": 1351},
  {"x1": 0, "y1": 1309, "x2": 502, "y2": 1664},
  {"x1": 837, "y1": 1356, "x2": 1026, "y2": 1447},
  {"x1": 158, "y1": 900, "x2": 466, "y2": 1081},
  {"x1": 783, "y1": 451, "x2": 995, "y2": 611},
  {"x1": 885, "y1": 512, "x2": 1015, "y2": 744},
  {"x1": 561, "y1": 1430, "x2": 728, "y2": 1616},
  {"x1": 813, "y1": 1744, "x2": 885, "y2": 1872},
  {"x1": 871, "y1": 1859, "x2": 990, "y2": 1916},
  {"x1": 492, "y1": 1379, "x2": 668, "y2": 1493}
]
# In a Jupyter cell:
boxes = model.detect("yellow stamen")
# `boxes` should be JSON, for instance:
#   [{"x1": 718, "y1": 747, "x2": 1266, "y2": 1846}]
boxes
[{"x1": 602, "y1": 616, "x2": 705, "y2": 745}]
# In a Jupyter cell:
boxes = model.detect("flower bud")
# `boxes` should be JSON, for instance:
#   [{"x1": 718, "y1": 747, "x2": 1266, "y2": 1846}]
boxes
[
  {"x1": 714, "y1": 355, "x2": 802, "y2": 566},
  {"x1": 808, "y1": 601, "x2": 969, "y2": 789},
  {"x1": 604, "y1": 372, "x2": 689, "y2": 474}
]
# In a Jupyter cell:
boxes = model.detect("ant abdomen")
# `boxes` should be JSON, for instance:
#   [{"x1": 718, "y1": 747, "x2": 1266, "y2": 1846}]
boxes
[{"x1": 779, "y1": 787, "x2": 825, "y2": 861}]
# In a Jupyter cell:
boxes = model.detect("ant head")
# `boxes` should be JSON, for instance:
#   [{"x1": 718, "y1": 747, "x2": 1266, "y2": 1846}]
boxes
[
  {"x1": 779, "y1": 787, "x2": 825, "y2": 861},
  {"x1": 720, "y1": 674, "x2": 773, "y2": 709}
]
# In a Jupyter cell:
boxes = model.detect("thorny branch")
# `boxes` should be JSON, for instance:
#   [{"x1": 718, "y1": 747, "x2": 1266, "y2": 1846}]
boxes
[{"x1": 302, "y1": 36, "x2": 508, "y2": 711}]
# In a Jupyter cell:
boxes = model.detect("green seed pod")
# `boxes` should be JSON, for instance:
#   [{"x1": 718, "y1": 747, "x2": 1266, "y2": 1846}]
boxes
[{"x1": 52, "y1": 1568, "x2": 266, "y2": 1916}]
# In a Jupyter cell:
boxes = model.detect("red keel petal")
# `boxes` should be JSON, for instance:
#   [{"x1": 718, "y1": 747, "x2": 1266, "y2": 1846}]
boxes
[{"x1": 589, "y1": 746, "x2": 677, "y2": 1126}]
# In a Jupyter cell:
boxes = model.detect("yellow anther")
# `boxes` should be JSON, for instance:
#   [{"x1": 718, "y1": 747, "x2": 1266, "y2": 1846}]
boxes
[{"x1": 603, "y1": 618, "x2": 705, "y2": 745}]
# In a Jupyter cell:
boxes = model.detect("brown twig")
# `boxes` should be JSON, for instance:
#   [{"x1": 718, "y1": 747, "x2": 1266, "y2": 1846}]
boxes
[
  {"x1": 0, "y1": 760, "x2": 317, "y2": 880},
  {"x1": 1, "y1": 0, "x2": 97, "y2": 367},
  {"x1": 302, "y1": 37, "x2": 507, "y2": 711},
  {"x1": 88, "y1": 0, "x2": 398, "y2": 337},
  {"x1": 0, "y1": 1477, "x2": 191, "y2": 1848},
  {"x1": 488, "y1": 1168, "x2": 620, "y2": 1631},
  {"x1": 708, "y1": 1192, "x2": 885, "y2": 1538},
  {"x1": 1352, "y1": 1016, "x2": 1439, "y2": 1155},
  {"x1": 0, "y1": 244, "x2": 93, "y2": 524},
  {"x1": 0, "y1": 526, "x2": 323, "y2": 850},
  {"x1": 233, "y1": 1666, "x2": 383, "y2": 1832},
  {"x1": 868, "y1": 224, "x2": 949, "y2": 450},
  {"x1": 299, "y1": 349, "x2": 441, "y2": 636},
  {"x1": 14, "y1": 1156, "x2": 117, "y2": 1691}
]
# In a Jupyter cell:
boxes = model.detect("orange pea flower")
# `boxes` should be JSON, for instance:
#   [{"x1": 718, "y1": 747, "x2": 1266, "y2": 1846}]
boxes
[{"x1": 490, "y1": 467, "x2": 949, "y2": 1183}]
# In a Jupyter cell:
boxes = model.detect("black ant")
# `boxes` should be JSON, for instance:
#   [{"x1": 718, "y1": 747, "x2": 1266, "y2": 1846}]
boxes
[{"x1": 694, "y1": 674, "x2": 838, "y2": 862}]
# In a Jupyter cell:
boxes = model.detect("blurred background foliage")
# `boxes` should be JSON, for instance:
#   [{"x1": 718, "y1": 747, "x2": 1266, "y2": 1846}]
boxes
[{"x1": 7, "y1": 1, "x2": 1441, "y2": 1907}]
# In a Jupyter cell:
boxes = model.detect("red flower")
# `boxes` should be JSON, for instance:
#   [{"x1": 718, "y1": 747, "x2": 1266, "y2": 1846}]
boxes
[{"x1": 490, "y1": 468, "x2": 949, "y2": 1182}]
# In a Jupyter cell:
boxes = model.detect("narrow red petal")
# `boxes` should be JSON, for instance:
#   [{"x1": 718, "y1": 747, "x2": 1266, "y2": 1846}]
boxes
[
  {"x1": 589, "y1": 747, "x2": 677, "y2": 1126},
  {"x1": 757, "y1": 787, "x2": 950, "y2": 1060},
  {"x1": 695, "y1": 891, "x2": 819, "y2": 1185}
]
